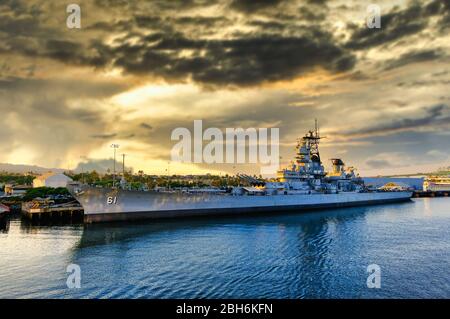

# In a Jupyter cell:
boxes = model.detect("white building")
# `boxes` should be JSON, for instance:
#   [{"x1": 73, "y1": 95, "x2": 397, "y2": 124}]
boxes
[
  {"x1": 33, "y1": 172, "x2": 73, "y2": 188},
  {"x1": 4, "y1": 184, "x2": 32, "y2": 196}
]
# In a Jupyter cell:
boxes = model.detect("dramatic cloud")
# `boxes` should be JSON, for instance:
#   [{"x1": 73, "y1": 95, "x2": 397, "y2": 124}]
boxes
[
  {"x1": 41, "y1": 30, "x2": 355, "y2": 87},
  {"x1": 338, "y1": 104, "x2": 450, "y2": 137},
  {"x1": 229, "y1": 0, "x2": 286, "y2": 13},
  {"x1": 383, "y1": 49, "x2": 447, "y2": 71},
  {"x1": 0, "y1": 0, "x2": 449, "y2": 175},
  {"x1": 346, "y1": 0, "x2": 449, "y2": 50}
]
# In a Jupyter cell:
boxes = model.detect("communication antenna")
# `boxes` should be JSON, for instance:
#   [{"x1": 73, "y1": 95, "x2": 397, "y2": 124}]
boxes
[
  {"x1": 122, "y1": 154, "x2": 126, "y2": 177},
  {"x1": 315, "y1": 118, "x2": 318, "y2": 138},
  {"x1": 110, "y1": 144, "x2": 119, "y2": 187}
]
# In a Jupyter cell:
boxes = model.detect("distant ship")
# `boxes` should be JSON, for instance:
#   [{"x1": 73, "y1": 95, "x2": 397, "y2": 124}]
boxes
[
  {"x1": 68, "y1": 125, "x2": 412, "y2": 223},
  {"x1": 423, "y1": 175, "x2": 450, "y2": 192}
]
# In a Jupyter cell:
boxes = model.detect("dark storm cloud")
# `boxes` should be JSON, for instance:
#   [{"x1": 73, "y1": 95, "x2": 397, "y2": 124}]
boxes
[
  {"x1": 0, "y1": 0, "x2": 446, "y2": 92},
  {"x1": 106, "y1": 31, "x2": 356, "y2": 86},
  {"x1": 149, "y1": 0, "x2": 217, "y2": 11},
  {"x1": 383, "y1": 49, "x2": 446, "y2": 71},
  {"x1": 87, "y1": 19, "x2": 133, "y2": 32},
  {"x1": 173, "y1": 16, "x2": 229, "y2": 27},
  {"x1": 2, "y1": 0, "x2": 356, "y2": 87},
  {"x1": 305, "y1": 0, "x2": 328, "y2": 5},
  {"x1": 0, "y1": 3, "x2": 46, "y2": 35},
  {"x1": 94, "y1": 0, "x2": 131, "y2": 7},
  {"x1": 346, "y1": 0, "x2": 449, "y2": 50},
  {"x1": 247, "y1": 19, "x2": 287, "y2": 30},
  {"x1": 346, "y1": 7, "x2": 425, "y2": 50},
  {"x1": 339, "y1": 104, "x2": 450, "y2": 137},
  {"x1": 440, "y1": 14, "x2": 450, "y2": 32},
  {"x1": 298, "y1": 6, "x2": 326, "y2": 21},
  {"x1": 425, "y1": 0, "x2": 450, "y2": 32},
  {"x1": 44, "y1": 40, "x2": 85, "y2": 63},
  {"x1": 229, "y1": 0, "x2": 285, "y2": 13},
  {"x1": 0, "y1": 0, "x2": 393, "y2": 87},
  {"x1": 0, "y1": 8, "x2": 107, "y2": 68},
  {"x1": 94, "y1": 0, "x2": 219, "y2": 12}
]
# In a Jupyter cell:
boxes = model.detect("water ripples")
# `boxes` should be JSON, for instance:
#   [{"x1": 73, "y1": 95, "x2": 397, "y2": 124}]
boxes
[{"x1": 0, "y1": 198, "x2": 449, "y2": 298}]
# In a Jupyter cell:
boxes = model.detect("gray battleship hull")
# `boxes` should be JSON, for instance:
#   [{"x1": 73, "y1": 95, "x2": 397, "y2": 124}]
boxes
[{"x1": 67, "y1": 185, "x2": 412, "y2": 223}]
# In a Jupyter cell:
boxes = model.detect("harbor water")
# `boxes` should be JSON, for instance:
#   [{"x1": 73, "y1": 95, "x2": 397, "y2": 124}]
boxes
[{"x1": 0, "y1": 197, "x2": 449, "y2": 298}]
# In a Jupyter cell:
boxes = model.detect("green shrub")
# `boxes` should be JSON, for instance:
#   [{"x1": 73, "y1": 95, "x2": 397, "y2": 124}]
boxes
[{"x1": 23, "y1": 187, "x2": 70, "y2": 201}]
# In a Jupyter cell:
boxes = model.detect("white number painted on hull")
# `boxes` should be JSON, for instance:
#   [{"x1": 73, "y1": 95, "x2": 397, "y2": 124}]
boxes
[{"x1": 107, "y1": 196, "x2": 117, "y2": 205}]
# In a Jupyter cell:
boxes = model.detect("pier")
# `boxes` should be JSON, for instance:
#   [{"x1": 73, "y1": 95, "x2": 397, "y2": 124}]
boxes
[
  {"x1": 0, "y1": 203, "x2": 10, "y2": 217},
  {"x1": 0, "y1": 198, "x2": 22, "y2": 212},
  {"x1": 413, "y1": 191, "x2": 450, "y2": 198},
  {"x1": 21, "y1": 199, "x2": 84, "y2": 221}
]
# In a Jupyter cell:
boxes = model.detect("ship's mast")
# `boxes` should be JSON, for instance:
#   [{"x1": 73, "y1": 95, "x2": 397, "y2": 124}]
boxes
[
  {"x1": 278, "y1": 120, "x2": 326, "y2": 182},
  {"x1": 309, "y1": 119, "x2": 321, "y2": 164},
  {"x1": 315, "y1": 118, "x2": 318, "y2": 138}
]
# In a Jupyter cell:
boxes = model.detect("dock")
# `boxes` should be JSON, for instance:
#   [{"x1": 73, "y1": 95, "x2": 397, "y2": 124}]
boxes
[
  {"x1": 413, "y1": 191, "x2": 450, "y2": 198},
  {"x1": 21, "y1": 199, "x2": 84, "y2": 220},
  {"x1": 0, "y1": 198, "x2": 22, "y2": 212},
  {"x1": 0, "y1": 203, "x2": 10, "y2": 218}
]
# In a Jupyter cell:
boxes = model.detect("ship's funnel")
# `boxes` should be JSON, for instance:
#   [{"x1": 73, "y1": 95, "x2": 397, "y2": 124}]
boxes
[{"x1": 330, "y1": 158, "x2": 345, "y2": 174}]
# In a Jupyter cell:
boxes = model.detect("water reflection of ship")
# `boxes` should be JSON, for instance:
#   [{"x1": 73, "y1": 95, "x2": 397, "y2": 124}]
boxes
[
  {"x1": 18, "y1": 216, "x2": 83, "y2": 233},
  {"x1": 76, "y1": 203, "x2": 411, "y2": 249},
  {"x1": 0, "y1": 216, "x2": 10, "y2": 233},
  {"x1": 0, "y1": 203, "x2": 10, "y2": 232},
  {"x1": 0, "y1": 221, "x2": 9, "y2": 233}
]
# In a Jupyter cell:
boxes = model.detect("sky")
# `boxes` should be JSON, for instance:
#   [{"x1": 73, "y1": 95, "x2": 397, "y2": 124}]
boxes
[{"x1": 0, "y1": 0, "x2": 449, "y2": 176}]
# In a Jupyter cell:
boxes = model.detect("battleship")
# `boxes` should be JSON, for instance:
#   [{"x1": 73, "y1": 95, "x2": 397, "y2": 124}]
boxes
[{"x1": 67, "y1": 126, "x2": 412, "y2": 223}]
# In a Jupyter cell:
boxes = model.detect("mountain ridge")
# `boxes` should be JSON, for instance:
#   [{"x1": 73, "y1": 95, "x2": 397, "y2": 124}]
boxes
[{"x1": 0, "y1": 163, "x2": 66, "y2": 174}]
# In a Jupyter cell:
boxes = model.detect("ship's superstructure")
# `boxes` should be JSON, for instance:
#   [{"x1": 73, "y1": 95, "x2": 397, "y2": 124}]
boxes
[
  {"x1": 264, "y1": 125, "x2": 363, "y2": 195},
  {"x1": 67, "y1": 124, "x2": 412, "y2": 223}
]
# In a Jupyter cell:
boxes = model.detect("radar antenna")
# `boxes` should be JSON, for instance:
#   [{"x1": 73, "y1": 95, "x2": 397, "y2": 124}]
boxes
[{"x1": 315, "y1": 118, "x2": 318, "y2": 138}]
